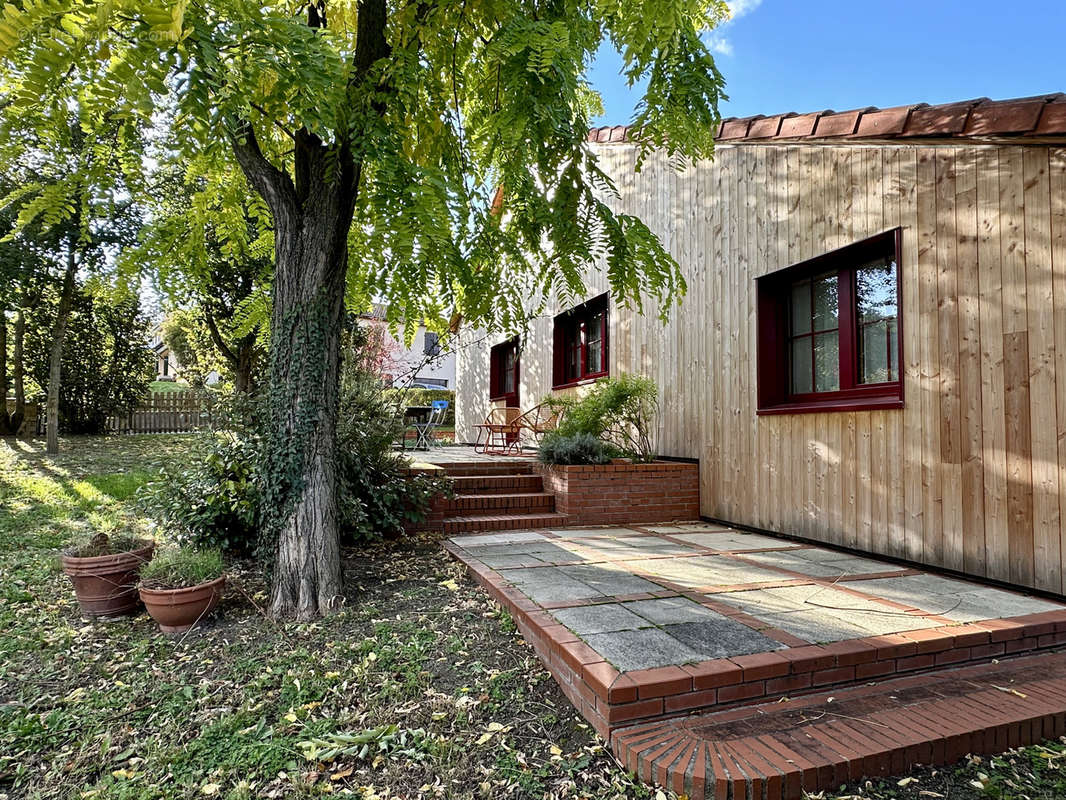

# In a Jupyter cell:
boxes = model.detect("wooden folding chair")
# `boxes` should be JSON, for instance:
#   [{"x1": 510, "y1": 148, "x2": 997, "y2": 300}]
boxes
[
  {"x1": 513, "y1": 402, "x2": 564, "y2": 447},
  {"x1": 472, "y1": 406, "x2": 522, "y2": 454}
]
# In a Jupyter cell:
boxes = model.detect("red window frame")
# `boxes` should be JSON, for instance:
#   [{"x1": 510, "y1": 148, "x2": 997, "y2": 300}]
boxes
[
  {"x1": 756, "y1": 229, "x2": 903, "y2": 415},
  {"x1": 489, "y1": 337, "x2": 520, "y2": 407},
  {"x1": 552, "y1": 294, "x2": 609, "y2": 389}
]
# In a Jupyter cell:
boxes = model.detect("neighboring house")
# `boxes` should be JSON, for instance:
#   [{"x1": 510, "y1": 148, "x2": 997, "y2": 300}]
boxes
[
  {"x1": 455, "y1": 93, "x2": 1066, "y2": 596},
  {"x1": 150, "y1": 330, "x2": 180, "y2": 382},
  {"x1": 358, "y1": 306, "x2": 456, "y2": 388},
  {"x1": 149, "y1": 328, "x2": 220, "y2": 386}
]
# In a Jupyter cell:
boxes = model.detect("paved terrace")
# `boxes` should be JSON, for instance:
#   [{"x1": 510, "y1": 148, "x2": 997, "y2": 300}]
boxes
[{"x1": 444, "y1": 522, "x2": 1066, "y2": 739}]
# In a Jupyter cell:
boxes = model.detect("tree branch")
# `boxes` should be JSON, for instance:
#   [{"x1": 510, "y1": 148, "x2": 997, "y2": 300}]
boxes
[
  {"x1": 203, "y1": 310, "x2": 238, "y2": 367},
  {"x1": 228, "y1": 120, "x2": 297, "y2": 225}
]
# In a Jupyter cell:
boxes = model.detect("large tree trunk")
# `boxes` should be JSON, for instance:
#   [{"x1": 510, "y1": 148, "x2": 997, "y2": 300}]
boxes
[
  {"x1": 46, "y1": 245, "x2": 78, "y2": 454},
  {"x1": 0, "y1": 310, "x2": 9, "y2": 436},
  {"x1": 10, "y1": 309, "x2": 25, "y2": 434},
  {"x1": 262, "y1": 200, "x2": 352, "y2": 620}
]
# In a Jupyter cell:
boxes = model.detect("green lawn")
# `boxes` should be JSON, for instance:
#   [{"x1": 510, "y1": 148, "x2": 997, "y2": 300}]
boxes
[
  {"x1": 2, "y1": 435, "x2": 1064, "y2": 800},
  {"x1": 0, "y1": 435, "x2": 648, "y2": 800}
]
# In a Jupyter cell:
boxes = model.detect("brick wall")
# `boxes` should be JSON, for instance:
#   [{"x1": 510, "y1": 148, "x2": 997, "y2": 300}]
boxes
[{"x1": 539, "y1": 460, "x2": 699, "y2": 525}]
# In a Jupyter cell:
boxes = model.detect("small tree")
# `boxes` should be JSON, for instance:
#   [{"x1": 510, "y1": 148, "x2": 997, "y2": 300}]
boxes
[{"x1": 1, "y1": 0, "x2": 727, "y2": 618}]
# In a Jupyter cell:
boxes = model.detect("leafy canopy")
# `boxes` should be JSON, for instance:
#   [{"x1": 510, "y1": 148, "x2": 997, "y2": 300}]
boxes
[{"x1": 0, "y1": 0, "x2": 728, "y2": 331}]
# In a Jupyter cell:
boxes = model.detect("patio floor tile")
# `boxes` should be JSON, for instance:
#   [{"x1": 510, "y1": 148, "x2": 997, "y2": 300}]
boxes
[
  {"x1": 551, "y1": 603, "x2": 651, "y2": 634},
  {"x1": 663, "y1": 620, "x2": 784, "y2": 659},
  {"x1": 558, "y1": 564, "x2": 663, "y2": 595},
  {"x1": 625, "y1": 597, "x2": 724, "y2": 625},
  {"x1": 583, "y1": 628, "x2": 702, "y2": 672}
]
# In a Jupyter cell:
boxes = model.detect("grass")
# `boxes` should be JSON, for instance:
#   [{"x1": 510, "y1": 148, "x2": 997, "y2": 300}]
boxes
[
  {"x1": 140, "y1": 547, "x2": 224, "y2": 589},
  {"x1": 2, "y1": 435, "x2": 1065, "y2": 800},
  {"x1": 0, "y1": 435, "x2": 652, "y2": 800}
]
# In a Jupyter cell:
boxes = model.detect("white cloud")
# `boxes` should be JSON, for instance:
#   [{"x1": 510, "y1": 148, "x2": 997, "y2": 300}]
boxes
[{"x1": 707, "y1": 0, "x2": 763, "y2": 57}]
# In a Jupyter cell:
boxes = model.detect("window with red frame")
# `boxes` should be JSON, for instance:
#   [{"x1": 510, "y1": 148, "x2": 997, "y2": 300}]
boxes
[
  {"x1": 489, "y1": 337, "x2": 520, "y2": 407},
  {"x1": 552, "y1": 294, "x2": 609, "y2": 388},
  {"x1": 756, "y1": 229, "x2": 903, "y2": 414}
]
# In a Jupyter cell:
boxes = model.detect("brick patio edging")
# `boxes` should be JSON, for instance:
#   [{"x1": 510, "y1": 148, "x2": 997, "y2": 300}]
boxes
[
  {"x1": 538, "y1": 460, "x2": 699, "y2": 526},
  {"x1": 444, "y1": 541, "x2": 1066, "y2": 736}
]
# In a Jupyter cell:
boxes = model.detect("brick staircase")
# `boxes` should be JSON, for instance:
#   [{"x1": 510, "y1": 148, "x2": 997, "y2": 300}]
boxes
[{"x1": 437, "y1": 460, "x2": 568, "y2": 534}]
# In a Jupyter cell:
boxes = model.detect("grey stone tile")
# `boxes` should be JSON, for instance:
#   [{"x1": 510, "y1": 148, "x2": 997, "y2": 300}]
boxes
[
  {"x1": 558, "y1": 564, "x2": 662, "y2": 595},
  {"x1": 500, "y1": 567, "x2": 605, "y2": 603},
  {"x1": 583, "y1": 628, "x2": 702, "y2": 672},
  {"x1": 756, "y1": 611, "x2": 873, "y2": 643},
  {"x1": 551, "y1": 603, "x2": 650, "y2": 635},
  {"x1": 478, "y1": 555, "x2": 547, "y2": 569},
  {"x1": 647, "y1": 523, "x2": 732, "y2": 533},
  {"x1": 451, "y1": 532, "x2": 547, "y2": 547},
  {"x1": 670, "y1": 532, "x2": 799, "y2": 551},
  {"x1": 741, "y1": 550, "x2": 867, "y2": 578},
  {"x1": 663, "y1": 620, "x2": 785, "y2": 659},
  {"x1": 849, "y1": 575, "x2": 1065, "y2": 622},
  {"x1": 711, "y1": 589, "x2": 806, "y2": 616},
  {"x1": 625, "y1": 597, "x2": 720, "y2": 625},
  {"x1": 547, "y1": 527, "x2": 637, "y2": 538}
]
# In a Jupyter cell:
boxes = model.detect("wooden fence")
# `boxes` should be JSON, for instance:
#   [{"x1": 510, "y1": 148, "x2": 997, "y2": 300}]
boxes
[{"x1": 107, "y1": 391, "x2": 210, "y2": 434}]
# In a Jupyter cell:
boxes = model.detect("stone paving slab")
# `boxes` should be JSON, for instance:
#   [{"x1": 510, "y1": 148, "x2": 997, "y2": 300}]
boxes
[{"x1": 446, "y1": 521, "x2": 1066, "y2": 739}]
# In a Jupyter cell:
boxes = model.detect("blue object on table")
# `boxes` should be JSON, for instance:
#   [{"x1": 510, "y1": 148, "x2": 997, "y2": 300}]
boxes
[{"x1": 412, "y1": 399, "x2": 449, "y2": 449}]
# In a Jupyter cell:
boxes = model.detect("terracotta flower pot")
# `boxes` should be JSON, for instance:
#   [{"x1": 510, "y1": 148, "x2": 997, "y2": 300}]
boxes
[
  {"x1": 139, "y1": 576, "x2": 225, "y2": 633},
  {"x1": 61, "y1": 541, "x2": 155, "y2": 618}
]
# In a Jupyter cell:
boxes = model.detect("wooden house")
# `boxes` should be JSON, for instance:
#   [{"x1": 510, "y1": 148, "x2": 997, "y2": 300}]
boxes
[{"x1": 454, "y1": 94, "x2": 1066, "y2": 596}]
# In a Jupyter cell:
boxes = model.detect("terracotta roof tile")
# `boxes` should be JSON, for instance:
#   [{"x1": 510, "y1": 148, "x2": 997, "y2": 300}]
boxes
[
  {"x1": 747, "y1": 114, "x2": 792, "y2": 139},
  {"x1": 1034, "y1": 96, "x2": 1066, "y2": 135},
  {"x1": 965, "y1": 95, "x2": 1054, "y2": 135},
  {"x1": 586, "y1": 94, "x2": 1066, "y2": 146},
  {"x1": 814, "y1": 109, "x2": 869, "y2": 137}
]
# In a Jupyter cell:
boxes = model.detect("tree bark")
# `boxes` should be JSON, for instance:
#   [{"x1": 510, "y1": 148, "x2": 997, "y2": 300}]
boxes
[
  {"x1": 10, "y1": 309, "x2": 25, "y2": 434},
  {"x1": 0, "y1": 310, "x2": 9, "y2": 436},
  {"x1": 46, "y1": 243, "x2": 78, "y2": 454},
  {"x1": 261, "y1": 200, "x2": 352, "y2": 620}
]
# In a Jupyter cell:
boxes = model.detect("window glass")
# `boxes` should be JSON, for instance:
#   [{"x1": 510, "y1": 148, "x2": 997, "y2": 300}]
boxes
[
  {"x1": 813, "y1": 332, "x2": 839, "y2": 392},
  {"x1": 790, "y1": 338, "x2": 812, "y2": 394},
  {"x1": 790, "y1": 281, "x2": 811, "y2": 335},
  {"x1": 856, "y1": 260, "x2": 897, "y2": 324},
  {"x1": 586, "y1": 315, "x2": 603, "y2": 374},
  {"x1": 812, "y1": 273, "x2": 839, "y2": 331},
  {"x1": 856, "y1": 259, "x2": 898, "y2": 384}
]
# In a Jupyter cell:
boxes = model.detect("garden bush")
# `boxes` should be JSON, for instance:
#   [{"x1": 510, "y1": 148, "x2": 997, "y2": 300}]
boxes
[
  {"x1": 139, "y1": 547, "x2": 224, "y2": 590},
  {"x1": 549, "y1": 375, "x2": 660, "y2": 462},
  {"x1": 537, "y1": 431, "x2": 612, "y2": 465},
  {"x1": 139, "y1": 423, "x2": 262, "y2": 554}
]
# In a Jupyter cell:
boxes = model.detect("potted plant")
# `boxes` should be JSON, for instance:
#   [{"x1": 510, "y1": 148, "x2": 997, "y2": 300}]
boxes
[
  {"x1": 138, "y1": 548, "x2": 226, "y2": 633},
  {"x1": 61, "y1": 532, "x2": 155, "y2": 618}
]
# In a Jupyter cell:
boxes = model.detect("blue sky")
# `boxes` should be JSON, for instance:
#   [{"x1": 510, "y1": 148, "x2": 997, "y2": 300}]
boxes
[{"x1": 590, "y1": 0, "x2": 1066, "y2": 125}]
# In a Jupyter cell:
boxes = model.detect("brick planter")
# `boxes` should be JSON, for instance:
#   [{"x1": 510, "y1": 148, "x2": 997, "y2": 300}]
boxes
[{"x1": 539, "y1": 460, "x2": 699, "y2": 526}]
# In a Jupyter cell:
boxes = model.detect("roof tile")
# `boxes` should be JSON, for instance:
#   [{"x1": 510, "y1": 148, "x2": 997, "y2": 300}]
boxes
[
  {"x1": 719, "y1": 117, "x2": 756, "y2": 140},
  {"x1": 900, "y1": 99, "x2": 982, "y2": 137},
  {"x1": 814, "y1": 109, "x2": 867, "y2": 137},
  {"x1": 853, "y1": 105, "x2": 918, "y2": 137},
  {"x1": 778, "y1": 111, "x2": 824, "y2": 138},
  {"x1": 1034, "y1": 96, "x2": 1066, "y2": 135},
  {"x1": 584, "y1": 93, "x2": 1066, "y2": 146},
  {"x1": 748, "y1": 114, "x2": 791, "y2": 139},
  {"x1": 966, "y1": 97, "x2": 1048, "y2": 135}
]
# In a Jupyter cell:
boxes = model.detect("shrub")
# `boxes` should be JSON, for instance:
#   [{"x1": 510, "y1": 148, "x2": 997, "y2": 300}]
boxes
[
  {"x1": 537, "y1": 431, "x2": 612, "y2": 465},
  {"x1": 140, "y1": 547, "x2": 224, "y2": 590},
  {"x1": 139, "y1": 425, "x2": 261, "y2": 554},
  {"x1": 552, "y1": 375, "x2": 660, "y2": 462},
  {"x1": 67, "y1": 532, "x2": 148, "y2": 558},
  {"x1": 336, "y1": 329, "x2": 450, "y2": 542}
]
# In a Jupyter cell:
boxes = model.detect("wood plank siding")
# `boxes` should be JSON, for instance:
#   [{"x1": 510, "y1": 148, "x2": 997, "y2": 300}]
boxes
[{"x1": 455, "y1": 141, "x2": 1066, "y2": 595}]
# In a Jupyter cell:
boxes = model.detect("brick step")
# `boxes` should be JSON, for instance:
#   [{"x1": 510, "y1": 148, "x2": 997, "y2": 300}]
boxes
[
  {"x1": 442, "y1": 511, "x2": 568, "y2": 534},
  {"x1": 450, "y1": 474, "x2": 545, "y2": 494},
  {"x1": 444, "y1": 492, "x2": 556, "y2": 514},
  {"x1": 613, "y1": 650, "x2": 1066, "y2": 800},
  {"x1": 438, "y1": 460, "x2": 537, "y2": 478}
]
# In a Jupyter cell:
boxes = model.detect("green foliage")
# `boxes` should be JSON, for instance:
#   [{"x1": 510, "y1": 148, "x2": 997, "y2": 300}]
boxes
[
  {"x1": 66, "y1": 531, "x2": 147, "y2": 558},
  {"x1": 139, "y1": 547, "x2": 224, "y2": 590},
  {"x1": 537, "y1": 431, "x2": 612, "y2": 466},
  {"x1": 140, "y1": 427, "x2": 262, "y2": 554},
  {"x1": 336, "y1": 328, "x2": 450, "y2": 542},
  {"x1": 25, "y1": 285, "x2": 155, "y2": 434},
  {"x1": 551, "y1": 375, "x2": 660, "y2": 462},
  {"x1": 159, "y1": 308, "x2": 226, "y2": 389}
]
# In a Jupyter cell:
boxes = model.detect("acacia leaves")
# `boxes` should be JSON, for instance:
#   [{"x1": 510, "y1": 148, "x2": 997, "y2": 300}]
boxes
[{"x1": 0, "y1": 0, "x2": 725, "y2": 340}]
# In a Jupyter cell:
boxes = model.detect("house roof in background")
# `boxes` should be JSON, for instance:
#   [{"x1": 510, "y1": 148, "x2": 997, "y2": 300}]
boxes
[{"x1": 587, "y1": 93, "x2": 1066, "y2": 145}]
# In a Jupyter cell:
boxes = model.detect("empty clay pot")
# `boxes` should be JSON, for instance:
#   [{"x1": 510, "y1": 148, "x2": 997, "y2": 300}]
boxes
[
  {"x1": 61, "y1": 541, "x2": 155, "y2": 618},
  {"x1": 139, "y1": 576, "x2": 225, "y2": 633}
]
